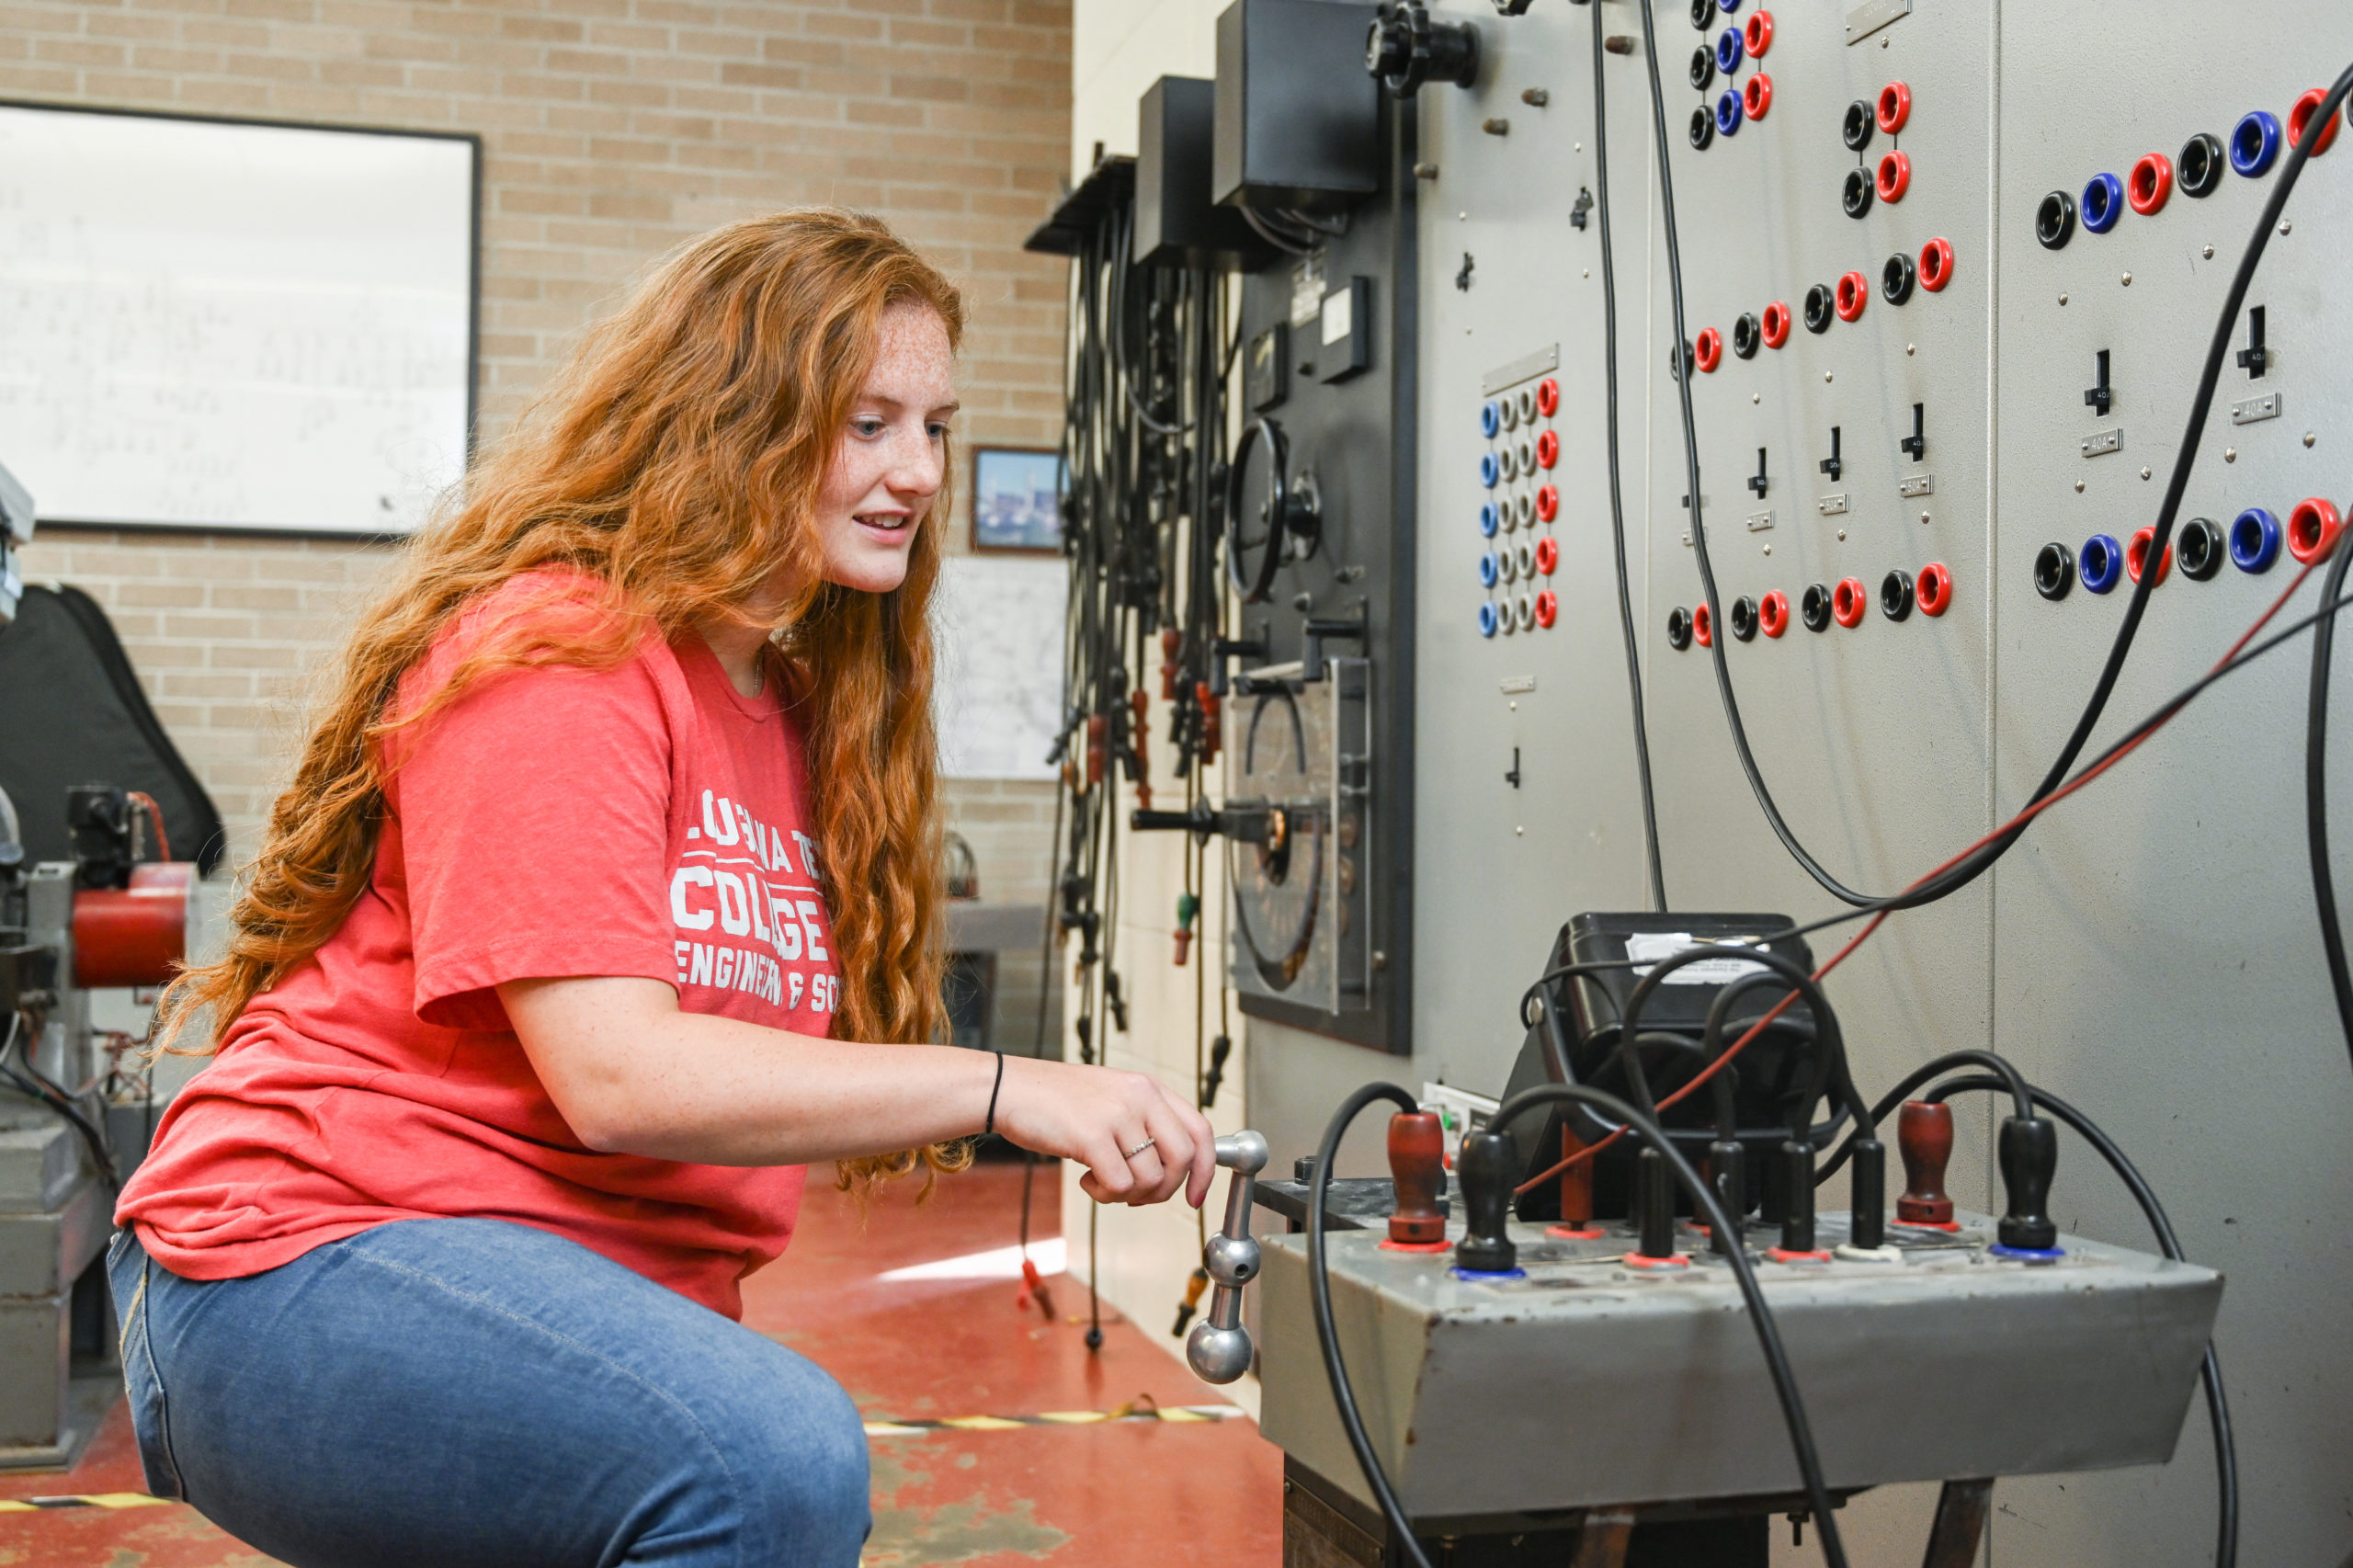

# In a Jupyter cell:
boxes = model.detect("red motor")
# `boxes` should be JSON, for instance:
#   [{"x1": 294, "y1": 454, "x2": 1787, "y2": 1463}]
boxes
[{"x1": 73, "y1": 861, "x2": 192, "y2": 988}]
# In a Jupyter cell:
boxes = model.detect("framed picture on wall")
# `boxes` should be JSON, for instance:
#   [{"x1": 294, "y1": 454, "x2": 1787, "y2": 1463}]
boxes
[{"x1": 971, "y1": 447, "x2": 1063, "y2": 553}]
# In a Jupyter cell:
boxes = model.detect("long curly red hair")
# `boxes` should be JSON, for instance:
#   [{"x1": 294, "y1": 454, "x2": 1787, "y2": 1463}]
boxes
[{"x1": 157, "y1": 209, "x2": 970, "y2": 1190}]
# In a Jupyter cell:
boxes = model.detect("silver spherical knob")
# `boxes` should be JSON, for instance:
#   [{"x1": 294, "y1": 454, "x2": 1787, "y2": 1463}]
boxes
[
  {"x1": 1187, "y1": 1321, "x2": 1253, "y2": 1384},
  {"x1": 1203, "y1": 1233, "x2": 1260, "y2": 1288}
]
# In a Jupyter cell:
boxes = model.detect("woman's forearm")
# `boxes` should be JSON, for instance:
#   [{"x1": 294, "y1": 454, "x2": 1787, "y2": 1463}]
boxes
[
  {"x1": 500, "y1": 976, "x2": 997, "y2": 1165},
  {"x1": 497, "y1": 975, "x2": 1219, "y2": 1209}
]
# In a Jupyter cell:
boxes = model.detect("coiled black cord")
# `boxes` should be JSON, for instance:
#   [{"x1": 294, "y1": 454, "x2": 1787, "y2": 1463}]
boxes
[{"x1": 1588, "y1": 0, "x2": 1666, "y2": 911}]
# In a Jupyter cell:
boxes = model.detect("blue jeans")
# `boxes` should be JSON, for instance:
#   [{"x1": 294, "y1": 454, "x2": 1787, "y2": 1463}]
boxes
[{"x1": 106, "y1": 1218, "x2": 870, "y2": 1568}]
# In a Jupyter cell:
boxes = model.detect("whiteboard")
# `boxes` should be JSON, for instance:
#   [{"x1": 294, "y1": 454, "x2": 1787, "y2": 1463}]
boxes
[
  {"x1": 932, "y1": 554, "x2": 1067, "y2": 780},
  {"x1": 0, "y1": 104, "x2": 477, "y2": 535}
]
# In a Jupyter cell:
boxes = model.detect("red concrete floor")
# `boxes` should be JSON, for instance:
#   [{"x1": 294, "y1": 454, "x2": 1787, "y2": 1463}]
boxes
[{"x1": 0, "y1": 1158, "x2": 1285, "y2": 1565}]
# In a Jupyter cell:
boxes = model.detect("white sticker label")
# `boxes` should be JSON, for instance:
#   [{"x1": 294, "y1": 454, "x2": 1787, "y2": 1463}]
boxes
[
  {"x1": 1289, "y1": 254, "x2": 1324, "y2": 328},
  {"x1": 1624, "y1": 931, "x2": 1770, "y2": 985},
  {"x1": 1321, "y1": 286, "x2": 1352, "y2": 347}
]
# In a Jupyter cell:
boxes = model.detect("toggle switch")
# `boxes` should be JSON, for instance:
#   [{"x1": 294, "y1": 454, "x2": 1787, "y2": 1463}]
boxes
[
  {"x1": 1769, "y1": 1139, "x2": 1827, "y2": 1258},
  {"x1": 1819, "y1": 425, "x2": 1843, "y2": 483},
  {"x1": 1384, "y1": 1110, "x2": 1449, "y2": 1247},
  {"x1": 1748, "y1": 446, "x2": 1770, "y2": 499},
  {"x1": 1901, "y1": 402, "x2": 1927, "y2": 462},
  {"x1": 1896, "y1": 1099, "x2": 1955, "y2": 1225},
  {"x1": 2086, "y1": 348, "x2": 2113, "y2": 416},
  {"x1": 1994, "y1": 1114, "x2": 2062, "y2": 1257},
  {"x1": 2235, "y1": 306, "x2": 2267, "y2": 379},
  {"x1": 1707, "y1": 1134, "x2": 1745, "y2": 1256},
  {"x1": 1630, "y1": 1146, "x2": 1681, "y2": 1264},
  {"x1": 1843, "y1": 1136, "x2": 1891, "y2": 1253},
  {"x1": 1453, "y1": 1130, "x2": 1522, "y2": 1275}
]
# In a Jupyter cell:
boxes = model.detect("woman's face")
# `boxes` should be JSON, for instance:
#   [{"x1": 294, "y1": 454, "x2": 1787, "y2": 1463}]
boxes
[{"x1": 813, "y1": 301, "x2": 957, "y2": 595}]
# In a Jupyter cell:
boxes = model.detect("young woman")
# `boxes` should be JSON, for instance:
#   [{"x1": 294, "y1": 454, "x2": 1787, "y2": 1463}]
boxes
[{"x1": 109, "y1": 210, "x2": 1214, "y2": 1568}]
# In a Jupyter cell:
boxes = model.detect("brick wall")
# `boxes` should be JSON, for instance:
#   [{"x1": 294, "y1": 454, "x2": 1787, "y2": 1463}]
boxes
[{"x1": 5, "y1": 0, "x2": 1070, "y2": 1008}]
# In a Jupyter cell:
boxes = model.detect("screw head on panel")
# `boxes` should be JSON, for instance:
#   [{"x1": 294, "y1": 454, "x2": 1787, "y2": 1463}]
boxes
[
  {"x1": 2121, "y1": 273, "x2": 2132, "y2": 286},
  {"x1": 2306, "y1": 432, "x2": 2318, "y2": 448},
  {"x1": 2059, "y1": 293, "x2": 2069, "y2": 305},
  {"x1": 2225, "y1": 448, "x2": 2237, "y2": 462},
  {"x1": 2075, "y1": 480, "x2": 2086, "y2": 493}
]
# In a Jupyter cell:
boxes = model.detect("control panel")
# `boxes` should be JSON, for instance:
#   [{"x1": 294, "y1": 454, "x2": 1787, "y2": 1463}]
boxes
[
  {"x1": 1258, "y1": 1208, "x2": 2219, "y2": 1521},
  {"x1": 1211, "y1": 0, "x2": 1419, "y2": 1055},
  {"x1": 1399, "y1": 3, "x2": 2350, "y2": 1563}
]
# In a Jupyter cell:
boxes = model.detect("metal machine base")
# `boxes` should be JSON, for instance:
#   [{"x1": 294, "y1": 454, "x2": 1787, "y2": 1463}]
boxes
[
  {"x1": 1285, "y1": 1459, "x2": 1996, "y2": 1568},
  {"x1": 0, "y1": 1367, "x2": 119, "y2": 1472},
  {"x1": 1283, "y1": 1457, "x2": 1782, "y2": 1568}
]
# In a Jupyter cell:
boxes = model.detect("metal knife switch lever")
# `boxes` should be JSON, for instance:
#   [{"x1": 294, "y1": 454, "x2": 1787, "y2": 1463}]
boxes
[{"x1": 1185, "y1": 1130, "x2": 1269, "y2": 1384}]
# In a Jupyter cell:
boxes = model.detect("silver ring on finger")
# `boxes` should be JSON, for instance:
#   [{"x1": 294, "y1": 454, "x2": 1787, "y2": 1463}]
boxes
[{"x1": 1125, "y1": 1137, "x2": 1156, "y2": 1159}]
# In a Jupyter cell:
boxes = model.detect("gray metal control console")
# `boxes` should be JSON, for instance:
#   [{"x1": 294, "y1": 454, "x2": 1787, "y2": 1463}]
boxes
[{"x1": 1257, "y1": 1210, "x2": 2220, "y2": 1523}]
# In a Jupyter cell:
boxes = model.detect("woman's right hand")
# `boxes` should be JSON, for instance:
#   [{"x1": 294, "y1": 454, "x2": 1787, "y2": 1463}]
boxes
[{"x1": 993, "y1": 1056, "x2": 1219, "y2": 1210}]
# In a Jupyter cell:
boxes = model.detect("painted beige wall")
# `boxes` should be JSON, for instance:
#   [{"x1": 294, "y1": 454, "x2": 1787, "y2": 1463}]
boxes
[
  {"x1": 1055, "y1": 0, "x2": 1256, "y2": 1415},
  {"x1": 6, "y1": 0, "x2": 1071, "y2": 1040}
]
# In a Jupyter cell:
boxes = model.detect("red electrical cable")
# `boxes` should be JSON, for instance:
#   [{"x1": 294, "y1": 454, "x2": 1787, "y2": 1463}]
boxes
[
  {"x1": 1518, "y1": 555, "x2": 2325, "y2": 1198},
  {"x1": 126, "y1": 790, "x2": 172, "y2": 862}
]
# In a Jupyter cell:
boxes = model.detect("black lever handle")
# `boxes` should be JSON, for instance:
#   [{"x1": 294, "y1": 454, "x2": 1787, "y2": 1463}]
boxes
[
  {"x1": 1819, "y1": 426, "x2": 1842, "y2": 483},
  {"x1": 1130, "y1": 805, "x2": 1227, "y2": 841},
  {"x1": 1301, "y1": 604, "x2": 1368, "y2": 684},
  {"x1": 2085, "y1": 348, "x2": 2113, "y2": 416},
  {"x1": 2235, "y1": 307, "x2": 2266, "y2": 379},
  {"x1": 1207, "y1": 632, "x2": 1267, "y2": 699}
]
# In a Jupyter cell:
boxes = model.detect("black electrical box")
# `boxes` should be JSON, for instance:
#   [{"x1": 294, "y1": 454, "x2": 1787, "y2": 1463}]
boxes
[
  {"x1": 1246, "y1": 322, "x2": 1289, "y2": 410},
  {"x1": 1314, "y1": 275, "x2": 1372, "y2": 383},
  {"x1": 1212, "y1": 0, "x2": 1381, "y2": 214},
  {"x1": 1136, "y1": 76, "x2": 1275, "y2": 270}
]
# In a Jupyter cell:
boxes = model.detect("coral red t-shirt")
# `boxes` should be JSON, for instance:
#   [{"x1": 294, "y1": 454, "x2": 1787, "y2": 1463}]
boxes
[{"x1": 117, "y1": 575, "x2": 840, "y2": 1318}]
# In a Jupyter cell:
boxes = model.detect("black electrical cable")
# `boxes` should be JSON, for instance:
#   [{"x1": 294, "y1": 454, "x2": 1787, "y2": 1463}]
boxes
[
  {"x1": 1307, "y1": 1080, "x2": 1850, "y2": 1568},
  {"x1": 2308, "y1": 534, "x2": 2353, "y2": 1073},
  {"x1": 1635, "y1": 0, "x2": 1880, "y2": 905},
  {"x1": 1813, "y1": 1049, "x2": 2036, "y2": 1183},
  {"x1": 1485, "y1": 1083, "x2": 1851, "y2": 1568},
  {"x1": 0, "y1": 1012, "x2": 116, "y2": 1184},
  {"x1": 1619, "y1": 942, "x2": 1866, "y2": 1138},
  {"x1": 1778, "y1": 579, "x2": 2353, "y2": 953},
  {"x1": 1915, "y1": 1075, "x2": 2237, "y2": 1568},
  {"x1": 1306, "y1": 1082, "x2": 1435, "y2": 1568},
  {"x1": 1638, "y1": 4, "x2": 2353, "y2": 912},
  {"x1": 1586, "y1": 0, "x2": 1666, "y2": 912},
  {"x1": 1873, "y1": 53, "x2": 2353, "y2": 919},
  {"x1": 1521, "y1": 957, "x2": 1843, "y2": 1162}
]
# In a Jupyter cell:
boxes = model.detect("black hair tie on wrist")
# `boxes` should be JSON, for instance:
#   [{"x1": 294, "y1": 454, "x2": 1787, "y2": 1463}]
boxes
[{"x1": 984, "y1": 1051, "x2": 1006, "y2": 1138}]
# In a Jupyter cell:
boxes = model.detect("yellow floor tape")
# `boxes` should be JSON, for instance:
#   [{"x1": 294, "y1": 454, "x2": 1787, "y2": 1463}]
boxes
[
  {"x1": 863, "y1": 1402, "x2": 1245, "y2": 1437},
  {"x1": 0, "y1": 1493, "x2": 174, "y2": 1511}
]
